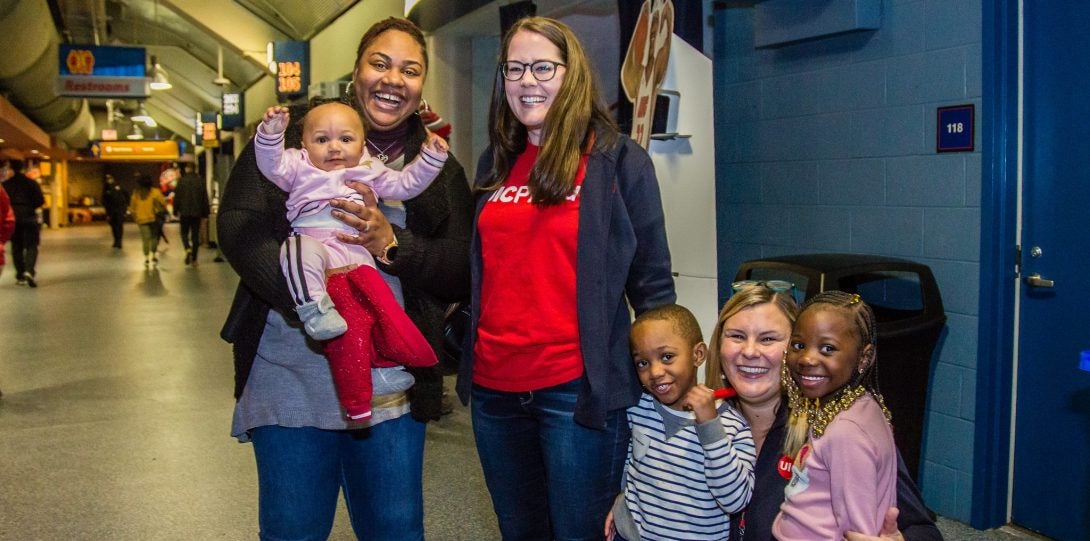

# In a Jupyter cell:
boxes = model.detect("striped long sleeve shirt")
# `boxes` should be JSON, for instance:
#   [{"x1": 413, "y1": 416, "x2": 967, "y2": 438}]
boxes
[{"x1": 622, "y1": 393, "x2": 756, "y2": 540}]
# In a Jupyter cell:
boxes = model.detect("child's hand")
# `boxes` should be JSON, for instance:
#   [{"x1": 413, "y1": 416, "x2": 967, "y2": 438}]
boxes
[
  {"x1": 679, "y1": 384, "x2": 719, "y2": 424},
  {"x1": 424, "y1": 131, "x2": 449, "y2": 154},
  {"x1": 262, "y1": 106, "x2": 291, "y2": 135},
  {"x1": 603, "y1": 508, "x2": 616, "y2": 541}
]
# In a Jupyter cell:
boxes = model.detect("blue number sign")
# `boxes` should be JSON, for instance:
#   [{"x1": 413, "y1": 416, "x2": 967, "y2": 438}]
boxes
[{"x1": 937, "y1": 104, "x2": 974, "y2": 152}]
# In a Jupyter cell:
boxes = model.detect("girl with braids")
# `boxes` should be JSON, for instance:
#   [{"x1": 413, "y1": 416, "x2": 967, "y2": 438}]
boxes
[
  {"x1": 458, "y1": 15, "x2": 674, "y2": 540},
  {"x1": 709, "y1": 284, "x2": 939, "y2": 541},
  {"x1": 772, "y1": 291, "x2": 897, "y2": 539}
]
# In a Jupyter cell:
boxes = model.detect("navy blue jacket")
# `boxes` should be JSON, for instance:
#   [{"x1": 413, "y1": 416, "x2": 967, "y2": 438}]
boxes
[{"x1": 457, "y1": 134, "x2": 676, "y2": 429}]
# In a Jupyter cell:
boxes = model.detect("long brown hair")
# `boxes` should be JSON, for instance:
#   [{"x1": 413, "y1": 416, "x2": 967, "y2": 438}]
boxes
[{"x1": 482, "y1": 16, "x2": 618, "y2": 205}]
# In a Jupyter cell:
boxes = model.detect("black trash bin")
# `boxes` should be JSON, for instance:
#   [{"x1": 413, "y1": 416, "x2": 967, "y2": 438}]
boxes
[{"x1": 734, "y1": 253, "x2": 946, "y2": 482}]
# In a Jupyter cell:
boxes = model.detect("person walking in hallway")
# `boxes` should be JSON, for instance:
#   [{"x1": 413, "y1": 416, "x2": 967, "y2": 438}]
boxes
[
  {"x1": 172, "y1": 163, "x2": 209, "y2": 266},
  {"x1": 0, "y1": 186, "x2": 14, "y2": 278},
  {"x1": 1, "y1": 159, "x2": 45, "y2": 287},
  {"x1": 102, "y1": 173, "x2": 129, "y2": 249},
  {"x1": 128, "y1": 173, "x2": 167, "y2": 268}
]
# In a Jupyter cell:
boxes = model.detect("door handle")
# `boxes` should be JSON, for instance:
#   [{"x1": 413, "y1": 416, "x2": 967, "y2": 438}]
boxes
[{"x1": 1025, "y1": 273, "x2": 1055, "y2": 288}]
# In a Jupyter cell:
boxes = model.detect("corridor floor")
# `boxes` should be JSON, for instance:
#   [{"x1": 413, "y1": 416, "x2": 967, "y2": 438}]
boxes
[
  {"x1": 0, "y1": 223, "x2": 1040, "y2": 540},
  {"x1": 0, "y1": 223, "x2": 497, "y2": 540}
]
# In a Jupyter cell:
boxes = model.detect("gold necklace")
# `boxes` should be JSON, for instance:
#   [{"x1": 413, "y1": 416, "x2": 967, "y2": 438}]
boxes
[{"x1": 781, "y1": 362, "x2": 891, "y2": 437}]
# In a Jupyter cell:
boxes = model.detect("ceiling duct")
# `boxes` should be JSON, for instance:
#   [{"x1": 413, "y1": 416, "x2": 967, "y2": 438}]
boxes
[{"x1": 0, "y1": 0, "x2": 95, "y2": 150}]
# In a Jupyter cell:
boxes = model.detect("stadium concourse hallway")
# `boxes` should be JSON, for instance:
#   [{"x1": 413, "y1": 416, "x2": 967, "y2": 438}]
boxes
[
  {"x1": 0, "y1": 222, "x2": 497, "y2": 540},
  {"x1": 0, "y1": 223, "x2": 1039, "y2": 540}
]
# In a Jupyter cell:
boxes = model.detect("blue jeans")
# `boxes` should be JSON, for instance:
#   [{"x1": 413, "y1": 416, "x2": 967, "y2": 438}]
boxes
[
  {"x1": 471, "y1": 378, "x2": 630, "y2": 541},
  {"x1": 250, "y1": 415, "x2": 425, "y2": 541}
]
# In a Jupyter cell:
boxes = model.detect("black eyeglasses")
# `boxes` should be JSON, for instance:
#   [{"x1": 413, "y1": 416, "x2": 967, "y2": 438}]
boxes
[{"x1": 501, "y1": 60, "x2": 566, "y2": 82}]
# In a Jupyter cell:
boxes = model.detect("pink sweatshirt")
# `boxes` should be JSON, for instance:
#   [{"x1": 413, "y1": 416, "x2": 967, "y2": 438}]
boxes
[
  {"x1": 772, "y1": 393, "x2": 897, "y2": 539},
  {"x1": 254, "y1": 126, "x2": 447, "y2": 226}
]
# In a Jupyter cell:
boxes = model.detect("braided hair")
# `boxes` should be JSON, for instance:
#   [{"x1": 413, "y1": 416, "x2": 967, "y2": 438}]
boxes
[{"x1": 782, "y1": 291, "x2": 890, "y2": 458}]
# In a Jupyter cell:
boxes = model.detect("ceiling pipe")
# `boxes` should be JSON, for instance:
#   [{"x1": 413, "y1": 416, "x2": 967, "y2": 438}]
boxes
[
  {"x1": 214, "y1": 45, "x2": 231, "y2": 86},
  {"x1": 0, "y1": 0, "x2": 95, "y2": 150}
]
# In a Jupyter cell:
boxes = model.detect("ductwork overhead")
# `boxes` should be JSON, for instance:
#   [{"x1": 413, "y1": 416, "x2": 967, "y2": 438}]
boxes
[{"x1": 0, "y1": 0, "x2": 94, "y2": 150}]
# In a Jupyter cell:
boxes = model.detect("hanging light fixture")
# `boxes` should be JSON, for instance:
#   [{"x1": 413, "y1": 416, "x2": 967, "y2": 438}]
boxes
[
  {"x1": 130, "y1": 103, "x2": 157, "y2": 127},
  {"x1": 149, "y1": 55, "x2": 172, "y2": 90},
  {"x1": 127, "y1": 122, "x2": 145, "y2": 140}
]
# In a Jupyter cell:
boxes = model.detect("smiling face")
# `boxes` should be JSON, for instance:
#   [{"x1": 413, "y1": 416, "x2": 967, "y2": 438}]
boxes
[
  {"x1": 786, "y1": 306, "x2": 873, "y2": 400},
  {"x1": 300, "y1": 103, "x2": 365, "y2": 172},
  {"x1": 352, "y1": 29, "x2": 426, "y2": 133},
  {"x1": 504, "y1": 30, "x2": 566, "y2": 145},
  {"x1": 631, "y1": 319, "x2": 707, "y2": 410},
  {"x1": 719, "y1": 303, "x2": 793, "y2": 409}
]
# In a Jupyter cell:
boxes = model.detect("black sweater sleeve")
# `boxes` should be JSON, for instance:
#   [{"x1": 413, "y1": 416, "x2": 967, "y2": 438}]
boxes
[
  {"x1": 217, "y1": 141, "x2": 296, "y2": 315},
  {"x1": 895, "y1": 451, "x2": 943, "y2": 541},
  {"x1": 376, "y1": 125, "x2": 473, "y2": 305}
]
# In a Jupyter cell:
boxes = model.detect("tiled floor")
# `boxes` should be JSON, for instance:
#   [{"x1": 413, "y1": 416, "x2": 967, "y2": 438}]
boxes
[{"x1": 0, "y1": 224, "x2": 1048, "y2": 540}]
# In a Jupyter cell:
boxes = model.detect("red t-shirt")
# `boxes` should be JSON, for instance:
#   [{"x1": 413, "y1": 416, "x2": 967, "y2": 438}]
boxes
[{"x1": 473, "y1": 143, "x2": 588, "y2": 391}]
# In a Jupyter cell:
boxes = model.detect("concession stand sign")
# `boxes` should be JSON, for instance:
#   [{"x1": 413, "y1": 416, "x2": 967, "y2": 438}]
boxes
[
  {"x1": 57, "y1": 44, "x2": 149, "y2": 98},
  {"x1": 91, "y1": 141, "x2": 180, "y2": 161}
]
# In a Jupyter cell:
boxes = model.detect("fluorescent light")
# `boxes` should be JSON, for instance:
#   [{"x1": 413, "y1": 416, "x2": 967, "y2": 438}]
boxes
[
  {"x1": 149, "y1": 55, "x2": 172, "y2": 90},
  {"x1": 131, "y1": 104, "x2": 157, "y2": 127}
]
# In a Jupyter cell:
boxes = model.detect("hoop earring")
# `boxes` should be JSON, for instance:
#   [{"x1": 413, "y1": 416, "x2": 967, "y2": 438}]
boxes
[{"x1": 344, "y1": 81, "x2": 354, "y2": 100}]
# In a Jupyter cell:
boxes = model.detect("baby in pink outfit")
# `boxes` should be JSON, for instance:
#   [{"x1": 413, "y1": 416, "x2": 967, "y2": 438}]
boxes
[
  {"x1": 255, "y1": 101, "x2": 447, "y2": 340},
  {"x1": 254, "y1": 101, "x2": 445, "y2": 420}
]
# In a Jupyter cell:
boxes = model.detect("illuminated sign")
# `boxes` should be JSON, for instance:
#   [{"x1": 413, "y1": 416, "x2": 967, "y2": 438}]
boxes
[
  {"x1": 198, "y1": 112, "x2": 220, "y2": 148},
  {"x1": 91, "y1": 141, "x2": 180, "y2": 161},
  {"x1": 57, "y1": 45, "x2": 149, "y2": 98},
  {"x1": 274, "y1": 41, "x2": 309, "y2": 101},
  {"x1": 221, "y1": 92, "x2": 244, "y2": 129}
]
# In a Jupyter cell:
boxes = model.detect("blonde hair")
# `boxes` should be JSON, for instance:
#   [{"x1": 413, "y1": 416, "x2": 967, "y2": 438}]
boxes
[{"x1": 705, "y1": 285, "x2": 799, "y2": 389}]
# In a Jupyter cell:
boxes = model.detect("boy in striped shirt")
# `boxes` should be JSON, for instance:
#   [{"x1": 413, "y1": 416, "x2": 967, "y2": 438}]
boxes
[{"x1": 607, "y1": 304, "x2": 756, "y2": 541}]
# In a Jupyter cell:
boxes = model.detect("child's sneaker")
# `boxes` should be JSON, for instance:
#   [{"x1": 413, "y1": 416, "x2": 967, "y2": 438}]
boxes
[
  {"x1": 297, "y1": 295, "x2": 348, "y2": 340},
  {"x1": 372, "y1": 366, "x2": 415, "y2": 395}
]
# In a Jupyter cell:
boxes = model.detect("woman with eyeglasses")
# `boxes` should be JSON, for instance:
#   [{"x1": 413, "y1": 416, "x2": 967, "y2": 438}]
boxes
[
  {"x1": 456, "y1": 16, "x2": 674, "y2": 540},
  {"x1": 708, "y1": 283, "x2": 941, "y2": 541}
]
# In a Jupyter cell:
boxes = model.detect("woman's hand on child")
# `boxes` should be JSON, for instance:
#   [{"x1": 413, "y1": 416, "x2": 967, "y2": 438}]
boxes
[
  {"x1": 261, "y1": 106, "x2": 291, "y2": 135},
  {"x1": 843, "y1": 507, "x2": 904, "y2": 541},
  {"x1": 331, "y1": 181, "x2": 395, "y2": 258},
  {"x1": 680, "y1": 384, "x2": 719, "y2": 424}
]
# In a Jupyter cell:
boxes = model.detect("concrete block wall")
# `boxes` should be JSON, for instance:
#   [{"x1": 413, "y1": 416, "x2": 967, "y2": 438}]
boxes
[{"x1": 712, "y1": 0, "x2": 981, "y2": 521}]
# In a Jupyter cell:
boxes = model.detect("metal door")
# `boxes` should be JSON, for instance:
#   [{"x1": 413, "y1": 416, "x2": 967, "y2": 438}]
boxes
[{"x1": 1012, "y1": 3, "x2": 1090, "y2": 538}]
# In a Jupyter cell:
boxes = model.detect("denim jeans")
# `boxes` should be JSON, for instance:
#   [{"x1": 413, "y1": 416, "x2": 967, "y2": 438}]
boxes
[
  {"x1": 472, "y1": 378, "x2": 630, "y2": 541},
  {"x1": 250, "y1": 415, "x2": 425, "y2": 541}
]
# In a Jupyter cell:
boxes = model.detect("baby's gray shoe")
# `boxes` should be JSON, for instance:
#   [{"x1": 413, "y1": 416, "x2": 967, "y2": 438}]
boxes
[
  {"x1": 297, "y1": 295, "x2": 348, "y2": 340},
  {"x1": 372, "y1": 367, "x2": 415, "y2": 395}
]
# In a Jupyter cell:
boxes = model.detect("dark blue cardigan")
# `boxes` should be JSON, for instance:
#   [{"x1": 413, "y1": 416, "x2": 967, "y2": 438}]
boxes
[{"x1": 456, "y1": 135, "x2": 677, "y2": 429}]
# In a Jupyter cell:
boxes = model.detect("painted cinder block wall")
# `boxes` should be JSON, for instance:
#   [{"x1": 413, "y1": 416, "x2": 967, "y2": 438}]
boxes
[{"x1": 711, "y1": 0, "x2": 982, "y2": 521}]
